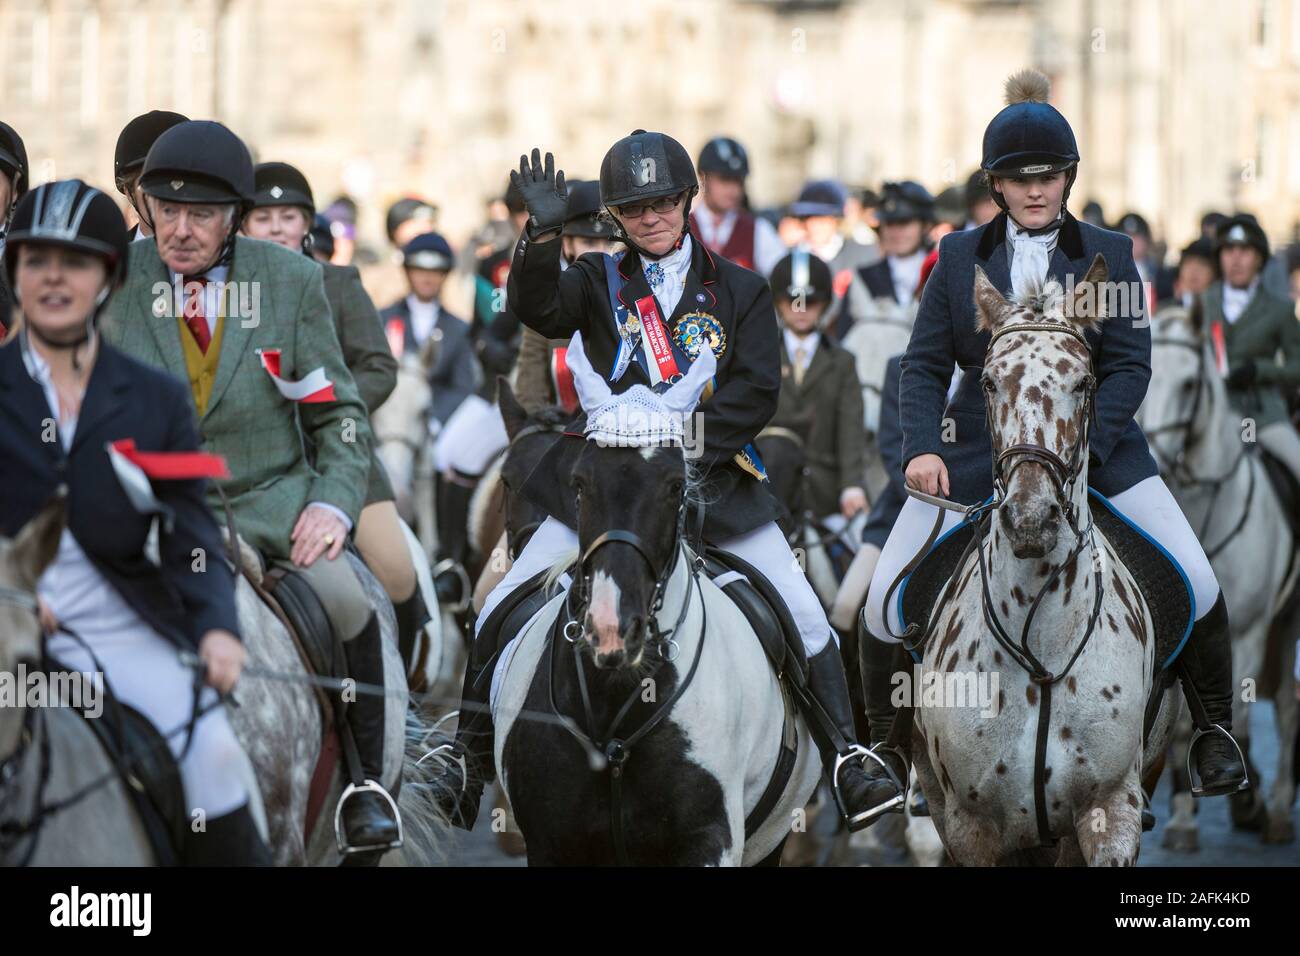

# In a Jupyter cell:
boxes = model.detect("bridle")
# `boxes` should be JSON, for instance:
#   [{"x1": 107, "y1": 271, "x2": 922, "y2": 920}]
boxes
[
  {"x1": 545, "y1": 465, "x2": 710, "y2": 866},
  {"x1": 1146, "y1": 331, "x2": 1255, "y2": 560}
]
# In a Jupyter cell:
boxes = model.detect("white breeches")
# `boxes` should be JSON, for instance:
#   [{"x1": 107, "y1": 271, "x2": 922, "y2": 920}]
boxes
[
  {"x1": 432, "y1": 394, "x2": 509, "y2": 477},
  {"x1": 478, "y1": 516, "x2": 836, "y2": 657},
  {"x1": 46, "y1": 627, "x2": 252, "y2": 818},
  {"x1": 864, "y1": 475, "x2": 1220, "y2": 643}
]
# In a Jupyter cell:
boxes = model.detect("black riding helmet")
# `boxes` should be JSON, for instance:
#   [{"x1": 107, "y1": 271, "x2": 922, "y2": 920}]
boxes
[
  {"x1": 250, "y1": 161, "x2": 315, "y2": 216},
  {"x1": 981, "y1": 69, "x2": 1080, "y2": 216},
  {"x1": 0, "y1": 121, "x2": 29, "y2": 208},
  {"x1": 138, "y1": 121, "x2": 253, "y2": 272},
  {"x1": 698, "y1": 136, "x2": 749, "y2": 179},
  {"x1": 114, "y1": 110, "x2": 189, "y2": 194},
  {"x1": 769, "y1": 248, "x2": 833, "y2": 305},
  {"x1": 599, "y1": 130, "x2": 698, "y2": 258},
  {"x1": 562, "y1": 179, "x2": 616, "y2": 240},
  {"x1": 386, "y1": 197, "x2": 437, "y2": 246},
  {"x1": 1214, "y1": 213, "x2": 1269, "y2": 263},
  {"x1": 4, "y1": 180, "x2": 129, "y2": 356}
]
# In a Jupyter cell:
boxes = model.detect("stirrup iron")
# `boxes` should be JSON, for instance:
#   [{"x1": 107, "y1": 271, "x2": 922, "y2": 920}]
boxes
[
  {"x1": 1185, "y1": 723, "x2": 1250, "y2": 797},
  {"x1": 334, "y1": 780, "x2": 404, "y2": 855}
]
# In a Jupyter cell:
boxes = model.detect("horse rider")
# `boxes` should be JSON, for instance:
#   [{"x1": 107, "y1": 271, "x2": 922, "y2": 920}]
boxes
[
  {"x1": 1164, "y1": 237, "x2": 1216, "y2": 311},
  {"x1": 0, "y1": 120, "x2": 28, "y2": 335},
  {"x1": 100, "y1": 120, "x2": 401, "y2": 852},
  {"x1": 766, "y1": 248, "x2": 867, "y2": 546},
  {"x1": 1203, "y1": 213, "x2": 1300, "y2": 489},
  {"x1": 377, "y1": 230, "x2": 478, "y2": 605},
  {"x1": 113, "y1": 110, "x2": 189, "y2": 242},
  {"x1": 788, "y1": 178, "x2": 879, "y2": 335},
  {"x1": 858, "y1": 69, "x2": 1246, "y2": 823},
  {"x1": 242, "y1": 160, "x2": 432, "y2": 673},
  {"x1": 385, "y1": 196, "x2": 439, "y2": 251},
  {"x1": 688, "y1": 136, "x2": 786, "y2": 277},
  {"x1": 842, "y1": 180, "x2": 935, "y2": 339},
  {"x1": 0, "y1": 179, "x2": 270, "y2": 864},
  {"x1": 378, "y1": 230, "x2": 476, "y2": 425},
  {"x1": 430, "y1": 131, "x2": 888, "y2": 833},
  {"x1": 514, "y1": 179, "x2": 622, "y2": 416}
]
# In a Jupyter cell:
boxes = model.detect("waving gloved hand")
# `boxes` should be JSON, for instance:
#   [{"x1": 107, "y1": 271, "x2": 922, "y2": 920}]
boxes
[
  {"x1": 1225, "y1": 362, "x2": 1257, "y2": 390},
  {"x1": 511, "y1": 148, "x2": 568, "y2": 239}
]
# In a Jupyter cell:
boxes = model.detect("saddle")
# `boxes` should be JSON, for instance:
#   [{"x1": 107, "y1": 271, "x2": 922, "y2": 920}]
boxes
[
  {"x1": 897, "y1": 490, "x2": 1194, "y2": 672},
  {"x1": 1259, "y1": 449, "x2": 1300, "y2": 546},
  {"x1": 62, "y1": 671, "x2": 185, "y2": 866}
]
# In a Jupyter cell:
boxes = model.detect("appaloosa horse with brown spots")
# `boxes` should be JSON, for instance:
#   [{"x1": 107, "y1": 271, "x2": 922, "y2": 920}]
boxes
[{"x1": 910, "y1": 262, "x2": 1179, "y2": 866}]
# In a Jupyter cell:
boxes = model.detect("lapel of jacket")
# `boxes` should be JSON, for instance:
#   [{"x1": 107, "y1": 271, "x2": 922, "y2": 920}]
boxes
[
  {"x1": 70, "y1": 343, "x2": 131, "y2": 454},
  {"x1": 134, "y1": 241, "x2": 191, "y2": 386},
  {"x1": 0, "y1": 342, "x2": 63, "y2": 464},
  {"x1": 973, "y1": 211, "x2": 1014, "y2": 296},
  {"x1": 667, "y1": 236, "x2": 720, "y2": 328},
  {"x1": 1233, "y1": 283, "x2": 1275, "y2": 336},
  {"x1": 204, "y1": 238, "x2": 261, "y2": 420},
  {"x1": 1046, "y1": 214, "x2": 1087, "y2": 292}
]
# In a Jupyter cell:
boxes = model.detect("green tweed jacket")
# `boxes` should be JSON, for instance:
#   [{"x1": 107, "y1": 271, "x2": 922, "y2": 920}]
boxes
[
  {"x1": 102, "y1": 236, "x2": 374, "y2": 560},
  {"x1": 322, "y1": 261, "x2": 398, "y2": 505},
  {"x1": 1201, "y1": 280, "x2": 1300, "y2": 428}
]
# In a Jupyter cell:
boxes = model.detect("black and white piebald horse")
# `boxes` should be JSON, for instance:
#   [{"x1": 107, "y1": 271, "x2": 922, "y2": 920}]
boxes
[{"x1": 491, "y1": 333, "x2": 820, "y2": 865}]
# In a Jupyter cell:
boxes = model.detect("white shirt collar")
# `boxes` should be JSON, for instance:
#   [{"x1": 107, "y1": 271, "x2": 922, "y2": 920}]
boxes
[
  {"x1": 21, "y1": 333, "x2": 77, "y2": 448},
  {"x1": 783, "y1": 328, "x2": 820, "y2": 369},
  {"x1": 887, "y1": 249, "x2": 927, "y2": 304},
  {"x1": 641, "y1": 234, "x2": 693, "y2": 317},
  {"x1": 1222, "y1": 277, "x2": 1259, "y2": 324},
  {"x1": 406, "y1": 295, "x2": 441, "y2": 344}
]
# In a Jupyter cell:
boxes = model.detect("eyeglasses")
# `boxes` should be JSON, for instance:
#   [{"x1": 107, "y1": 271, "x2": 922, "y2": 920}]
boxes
[{"x1": 615, "y1": 191, "x2": 686, "y2": 220}]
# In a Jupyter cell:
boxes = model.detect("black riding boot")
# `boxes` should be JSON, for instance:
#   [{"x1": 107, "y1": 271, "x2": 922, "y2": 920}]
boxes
[
  {"x1": 1177, "y1": 592, "x2": 1248, "y2": 796},
  {"x1": 182, "y1": 803, "x2": 273, "y2": 866},
  {"x1": 339, "y1": 614, "x2": 402, "y2": 849},
  {"x1": 429, "y1": 645, "x2": 495, "y2": 830},
  {"x1": 856, "y1": 622, "x2": 909, "y2": 823},
  {"x1": 804, "y1": 641, "x2": 885, "y2": 833},
  {"x1": 393, "y1": 587, "x2": 431, "y2": 679},
  {"x1": 433, "y1": 473, "x2": 476, "y2": 606}
]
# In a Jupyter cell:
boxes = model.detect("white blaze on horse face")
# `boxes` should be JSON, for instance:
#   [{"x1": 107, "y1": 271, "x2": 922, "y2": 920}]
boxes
[{"x1": 587, "y1": 570, "x2": 624, "y2": 657}]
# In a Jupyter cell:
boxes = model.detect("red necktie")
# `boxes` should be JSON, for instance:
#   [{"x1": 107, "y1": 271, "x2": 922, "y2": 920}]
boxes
[{"x1": 182, "y1": 276, "x2": 211, "y2": 353}]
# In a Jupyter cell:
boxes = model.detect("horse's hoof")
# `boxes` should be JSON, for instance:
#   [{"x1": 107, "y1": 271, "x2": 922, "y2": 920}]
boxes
[
  {"x1": 1161, "y1": 824, "x2": 1199, "y2": 853},
  {"x1": 1229, "y1": 790, "x2": 1269, "y2": 832},
  {"x1": 1263, "y1": 816, "x2": 1296, "y2": 845}
]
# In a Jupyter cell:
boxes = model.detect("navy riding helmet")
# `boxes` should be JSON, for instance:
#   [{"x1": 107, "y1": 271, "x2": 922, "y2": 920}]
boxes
[{"x1": 981, "y1": 69, "x2": 1080, "y2": 213}]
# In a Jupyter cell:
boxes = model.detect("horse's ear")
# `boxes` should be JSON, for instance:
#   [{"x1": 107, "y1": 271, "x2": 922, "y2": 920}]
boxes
[
  {"x1": 1069, "y1": 253, "x2": 1110, "y2": 329},
  {"x1": 10, "y1": 495, "x2": 65, "y2": 590},
  {"x1": 973, "y1": 266, "x2": 1008, "y2": 333},
  {"x1": 497, "y1": 377, "x2": 529, "y2": 442},
  {"x1": 662, "y1": 342, "x2": 716, "y2": 417},
  {"x1": 565, "y1": 331, "x2": 613, "y2": 412}
]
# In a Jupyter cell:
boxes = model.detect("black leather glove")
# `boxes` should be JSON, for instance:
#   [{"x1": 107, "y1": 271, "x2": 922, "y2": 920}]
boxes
[
  {"x1": 1225, "y1": 362, "x2": 1257, "y2": 390},
  {"x1": 510, "y1": 148, "x2": 568, "y2": 239}
]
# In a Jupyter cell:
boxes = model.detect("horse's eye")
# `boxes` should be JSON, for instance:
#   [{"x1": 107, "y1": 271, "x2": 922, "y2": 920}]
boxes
[{"x1": 981, "y1": 376, "x2": 996, "y2": 392}]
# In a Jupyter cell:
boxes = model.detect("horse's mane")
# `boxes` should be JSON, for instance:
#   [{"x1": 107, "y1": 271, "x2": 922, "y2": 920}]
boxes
[
  {"x1": 523, "y1": 402, "x2": 573, "y2": 431},
  {"x1": 1007, "y1": 275, "x2": 1065, "y2": 316}
]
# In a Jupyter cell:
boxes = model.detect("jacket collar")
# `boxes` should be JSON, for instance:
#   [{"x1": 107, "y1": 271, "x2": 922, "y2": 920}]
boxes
[
  {"x1": 974, "y1": 210, "x2": 1084, "y2": 262},
  {"x1": 614, "y1": 226, "x2": 720, "y2": 323},
  {"x1": 0, "y1": 335, "x2": 131, "y2": 454}
]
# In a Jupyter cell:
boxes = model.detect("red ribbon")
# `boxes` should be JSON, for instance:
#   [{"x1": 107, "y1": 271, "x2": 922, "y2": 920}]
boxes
[
  {"x1": 1210, "y1": 321, "x2": 1228, "y2": 376},
  {"x1": 551, "y1": 347, "x2": 579, "y2": 414},
  {"x1": 635, "y1": 294, "x2": 680, "y2": 384},
  {"x1": 110, "y1": 438, "x2": 230, "y2": 480}
]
